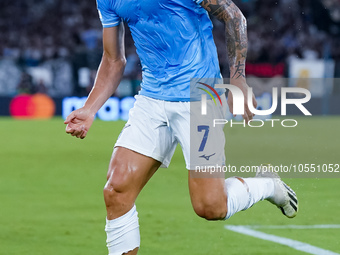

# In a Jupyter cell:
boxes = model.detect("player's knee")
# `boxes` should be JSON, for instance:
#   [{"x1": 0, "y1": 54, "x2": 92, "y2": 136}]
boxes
[
  {"x1": 103, "y1": 169, "x2": 132, "y2": 208},
  {"x1": 193, "y1": 201, "x2": 227, "y2": 221},
  {"x1": 103, "y1": 183, "x2": 123, "y2": 207}
]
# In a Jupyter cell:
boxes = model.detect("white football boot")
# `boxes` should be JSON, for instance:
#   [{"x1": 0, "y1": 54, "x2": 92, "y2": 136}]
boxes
[{"x1": 256, "y1": 164, "x2": 298, "y2": 218}]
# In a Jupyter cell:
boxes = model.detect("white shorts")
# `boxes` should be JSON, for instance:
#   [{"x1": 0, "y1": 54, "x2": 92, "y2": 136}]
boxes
[{"x1": 115, "y1": 95, "x2": 226, "y2": 170}]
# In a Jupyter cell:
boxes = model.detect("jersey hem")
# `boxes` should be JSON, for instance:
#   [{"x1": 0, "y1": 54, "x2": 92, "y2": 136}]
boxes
[
  {"x1": 102, "y1": 21, "x2": 121, "y2": 27},
  {"x1": 139, "y1": 90, "x2": 226, "y2": 102},
  {"x1": 139, "y1": 91, "x2": 191, "y2": 102}
]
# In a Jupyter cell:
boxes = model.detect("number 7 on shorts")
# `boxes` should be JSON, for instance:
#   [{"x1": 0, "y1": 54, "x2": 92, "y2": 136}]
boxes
[{"x1": 197, "y1": 125, "x2": 209, "y2": 152}]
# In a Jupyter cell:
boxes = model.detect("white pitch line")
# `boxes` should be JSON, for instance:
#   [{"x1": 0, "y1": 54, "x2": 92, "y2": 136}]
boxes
[
  {"x1": 240, "y1": 224, "x2": 340, "y2": 230},
  {"x1": 225, "y1": 225, "x2": 340, "y2": 255}
]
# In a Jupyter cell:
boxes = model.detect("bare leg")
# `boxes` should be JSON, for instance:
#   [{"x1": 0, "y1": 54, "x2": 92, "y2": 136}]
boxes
[
  {"x1": 188, "y1": 171, "x2": 228, "y2": 220},
  {"x1": 104, "y1": 147, "x2": 161, "y2": 254},
  {"x1": 123, "y1": 248, "x2": 138, "y2": 255},
  {"x1": 189, "y1": 170, "x2": 290, "y2": 221}
]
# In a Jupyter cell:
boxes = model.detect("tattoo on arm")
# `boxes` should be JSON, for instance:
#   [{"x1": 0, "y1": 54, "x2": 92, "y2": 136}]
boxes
[
  {"x1": 232, "y1": 61, "x2": 245, "y2": 78},
  {"x1": 200, "y1": 0, "x2": 248, "y2": 79}
]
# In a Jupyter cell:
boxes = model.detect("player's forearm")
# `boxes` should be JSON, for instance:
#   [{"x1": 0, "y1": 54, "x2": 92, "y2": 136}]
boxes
[
  {"x1": 201, "y1": 0, "x2": 247, "y2": 80},
  {"x1": 83, "y1": 53, "x2": 126, "y2": 114},
  {"x1": 224, "y1": 5, "x2": 247, "y2": 80}
]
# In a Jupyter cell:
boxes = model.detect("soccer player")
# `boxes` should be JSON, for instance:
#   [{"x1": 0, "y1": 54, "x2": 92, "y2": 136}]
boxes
[{"x1": 64, "y1": 0, "x2": 299, "y2": 254}]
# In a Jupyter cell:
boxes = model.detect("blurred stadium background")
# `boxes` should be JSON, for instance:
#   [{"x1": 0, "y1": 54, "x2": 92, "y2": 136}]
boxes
[
  {"x1": 0, "y1": 0, "x2": 340, "y2": 118},
  {"x1": 1, "y1": 0, "x2": 340, "y2": 254}
]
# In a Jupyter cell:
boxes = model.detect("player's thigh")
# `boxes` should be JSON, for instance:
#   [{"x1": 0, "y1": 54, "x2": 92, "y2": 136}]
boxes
[
  {"x1": 188, "y1": 171, "x2": 227, "y2": 219},
  {"x1": 105, "y1": 147, "x2": 161, "y2": 212},
  {"x1": 107, "y1": 146, "x2": 161, "y2": 193}
]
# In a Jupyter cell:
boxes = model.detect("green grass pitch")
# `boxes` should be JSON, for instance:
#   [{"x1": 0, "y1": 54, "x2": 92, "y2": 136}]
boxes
[{"x1": 0, "y1": 116, "x2": 339, "y2": 254}]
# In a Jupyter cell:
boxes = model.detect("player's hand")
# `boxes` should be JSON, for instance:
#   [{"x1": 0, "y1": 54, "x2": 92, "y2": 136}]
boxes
[
  {"x1": 227, "y1": 78, "x2": 257, "y2": 123},
  {"x1": 64, "y1": 108, "x2": 95, "y2": 139}
]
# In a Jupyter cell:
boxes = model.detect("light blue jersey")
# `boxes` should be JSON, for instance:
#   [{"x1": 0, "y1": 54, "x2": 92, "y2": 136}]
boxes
[{"x1": 97, "y1": 0, "x2": 224, "y2": 101}]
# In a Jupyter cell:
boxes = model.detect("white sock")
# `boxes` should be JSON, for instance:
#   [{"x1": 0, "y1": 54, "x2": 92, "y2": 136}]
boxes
[
  {"x1": 224, "y1": 177, "x2": 275, "y2": 219},
  {"x1": 105, "y1": 205, "x2": 140, "y2": 255}
]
